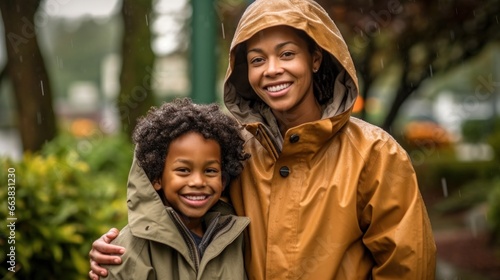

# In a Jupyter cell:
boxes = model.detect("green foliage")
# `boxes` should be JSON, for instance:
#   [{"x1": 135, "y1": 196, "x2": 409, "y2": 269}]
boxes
[
  {"x1": 434, "y1": 179, "x2": 492, "y2": 214},
  {"x1": 486, "y1": 118, "x2": 500, "y2": 161},
  {"x1": 489, "y1": 181, "x2": 500, "y2": 244},
  {"x1": 486, "y1": 119, "x2": 500, "y2": 243},
  {"x1": 0, "y1": 133, "x2": 132, "y2": 279},
  {"x1": 461, "y1": 119, "x2": 494, "y2": 143},
  {"x1": 412, "y1": 147, "x2": 497, "y2": 192}
]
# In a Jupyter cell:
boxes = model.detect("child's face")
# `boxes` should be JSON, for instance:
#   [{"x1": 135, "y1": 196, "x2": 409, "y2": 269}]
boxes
[{"x1": 154, "y1": 132, "x2": 223, "y2": 223}]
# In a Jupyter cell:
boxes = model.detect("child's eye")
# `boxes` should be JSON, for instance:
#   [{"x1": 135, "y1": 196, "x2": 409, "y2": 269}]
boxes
[
  {"x1": 205, "y1": 168, "x2": 219, "y2": 175},
  {"x1": 175, "y1": 168, "x2": 190, "y2": 174}
]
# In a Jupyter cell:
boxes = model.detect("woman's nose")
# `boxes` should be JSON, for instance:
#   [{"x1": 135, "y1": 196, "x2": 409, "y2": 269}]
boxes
[{"x1": 264, "y1": 58, "x2": 284, "y2": 77}]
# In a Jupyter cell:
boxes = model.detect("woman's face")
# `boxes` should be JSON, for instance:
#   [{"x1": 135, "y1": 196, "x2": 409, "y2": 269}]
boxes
[{"x1": 246, "y1": 25, "x2": 322, "y2": 116}]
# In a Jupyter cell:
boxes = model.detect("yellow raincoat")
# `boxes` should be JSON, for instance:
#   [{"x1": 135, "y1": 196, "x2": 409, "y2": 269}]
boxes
[{"x1": 223, "y1": 0, "x2": 437, "y2": 279}]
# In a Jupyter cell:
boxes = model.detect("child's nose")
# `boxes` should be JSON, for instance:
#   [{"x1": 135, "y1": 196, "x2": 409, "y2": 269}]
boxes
[{"x1": 188, "y1": 173, "x2": 205, "y2": 187}]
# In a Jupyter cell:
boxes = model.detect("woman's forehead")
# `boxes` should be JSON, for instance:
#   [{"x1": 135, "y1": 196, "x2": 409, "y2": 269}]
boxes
[{"x1": 246, "y1": 25, "x2": 305, "y2": 47}]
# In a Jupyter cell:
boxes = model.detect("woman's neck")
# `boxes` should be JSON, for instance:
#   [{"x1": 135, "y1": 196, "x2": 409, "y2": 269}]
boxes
[{"x1": 274, "y1": 101, "x2": 322, "y2": 136}]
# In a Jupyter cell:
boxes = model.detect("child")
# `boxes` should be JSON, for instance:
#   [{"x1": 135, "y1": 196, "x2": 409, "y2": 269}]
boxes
[{"x1": 103, "y1": 98, "x2": 250, "y2": 279}]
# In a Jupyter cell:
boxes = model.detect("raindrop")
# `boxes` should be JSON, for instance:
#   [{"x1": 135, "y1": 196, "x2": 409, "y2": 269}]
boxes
[
  {"x1": 496, "y1": 16, "x2": 499, "y2": 24},
  {"x1": 145, "y1": 14, "x2": 149, "y2": 26},
  {"x1": 57, "y1": 56, "x2": 64, "y2": 69},
  {"x1": 441, "y1": 177, "x2": 448, "y2": 197},
  {"x1": 40, "y1": 80, "x2": 44, "y2": 96},
  {"x1": 450, "y1": 31, "x2": 454, "y2": 40},
  {"x1": 19, "y1": 56, "x2": 23, "y2": 62},
  {"x1": 380, "y1": 58, "x2": 384, "y2": 69},
  {"x1": 37, "y1": 112, "x2": 42, "y2": 124},
  {"x1": 221, "y1": 22, "x2": 225, "y2": 39},
  {"x1": 429, "y1": 65, "x2": 433, "y2": 77}
]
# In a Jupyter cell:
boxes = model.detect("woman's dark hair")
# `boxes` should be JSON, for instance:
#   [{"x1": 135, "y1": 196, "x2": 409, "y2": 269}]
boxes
[
  {"x1": 294, "y1": 29, "x2": 338, "y2": 105},
  {"x1": 132, "y1": 97, "x2": 250, "y2": 185}
]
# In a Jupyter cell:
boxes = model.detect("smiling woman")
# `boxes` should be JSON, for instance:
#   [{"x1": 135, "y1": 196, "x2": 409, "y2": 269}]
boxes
[{"x1": 245, "y1": 26, "x2": 323, "y2": 133}]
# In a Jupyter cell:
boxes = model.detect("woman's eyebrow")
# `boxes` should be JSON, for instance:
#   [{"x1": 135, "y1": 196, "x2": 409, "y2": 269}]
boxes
[{"x1": 247, "y1": 41, "x2": 296, "y2": 54}]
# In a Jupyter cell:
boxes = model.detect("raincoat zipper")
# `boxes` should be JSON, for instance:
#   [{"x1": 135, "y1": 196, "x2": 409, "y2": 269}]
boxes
[{"x1": 168, "y1": 210, "x2": 201, "y2": 271}]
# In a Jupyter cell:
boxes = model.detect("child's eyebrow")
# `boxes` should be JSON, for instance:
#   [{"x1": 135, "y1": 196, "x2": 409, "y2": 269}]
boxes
[{"x1": 174, "y1": 159, "x2": 221, "y2": 165}]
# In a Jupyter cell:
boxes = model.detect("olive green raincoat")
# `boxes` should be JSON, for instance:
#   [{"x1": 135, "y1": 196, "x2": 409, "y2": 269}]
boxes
[{"x1": 105, "y1": 158, "x2": 250, "y2": 279}]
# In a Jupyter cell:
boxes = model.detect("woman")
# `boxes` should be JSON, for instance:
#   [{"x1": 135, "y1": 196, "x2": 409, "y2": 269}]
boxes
[{"x1": 89, "y1": 0, "x2": 436, "y2": 278}]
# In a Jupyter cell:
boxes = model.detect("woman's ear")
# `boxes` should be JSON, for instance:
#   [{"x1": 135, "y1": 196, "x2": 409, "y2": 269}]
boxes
[{"x1": 312, "y1": 48, "x2": 323, "y2": 72}]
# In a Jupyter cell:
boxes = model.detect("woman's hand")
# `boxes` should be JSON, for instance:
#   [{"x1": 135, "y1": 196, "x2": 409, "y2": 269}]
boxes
[{"x1": 88, "y1": 228, "x2": 124, "y2": 279}]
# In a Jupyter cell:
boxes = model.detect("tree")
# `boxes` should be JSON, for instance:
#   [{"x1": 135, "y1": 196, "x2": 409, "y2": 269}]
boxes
[
  {"x1": 117, "y1": 0, "x2": 156, "y2": 137},
  {"x1": 0, "y1": 0, "x2": 57, "y2": 152},
  {"x1": 317, "y1": 0, "x2": 500, "y2": 131}
]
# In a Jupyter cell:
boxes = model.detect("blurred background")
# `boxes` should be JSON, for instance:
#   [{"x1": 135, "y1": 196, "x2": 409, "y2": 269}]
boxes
[{"x1": 0, "y1": 0, "x2": 499, "y2": 279}]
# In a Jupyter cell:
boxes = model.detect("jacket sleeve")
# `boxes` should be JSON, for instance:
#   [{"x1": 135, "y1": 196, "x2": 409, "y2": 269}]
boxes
[
  {"x1": 359, "y1": 138, "x2": 437, "y2": 280},
  {"x1": 103, "y1": 226, "x2": 156, "y2": 280}
]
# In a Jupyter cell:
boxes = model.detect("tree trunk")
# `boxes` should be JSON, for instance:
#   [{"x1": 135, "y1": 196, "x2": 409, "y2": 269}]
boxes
[
  {"x1": 0, "y1": 0, "x2": 57, "y2": 152},
  {"x1": 117, "y1": 0, "x2": 156, "y2": 137}
]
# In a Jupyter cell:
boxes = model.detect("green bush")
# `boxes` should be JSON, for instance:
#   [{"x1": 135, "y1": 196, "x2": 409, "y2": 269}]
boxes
[
  {"x1": 461, "y1": 119, "x2": 494, "y2": 143},
  {"x1": 0, "y1": 133, "x2": 132, "y2": 279},
  {"x1": 486, "y1": 119, "x2": 500, "y2": 243},
  {"x1": 411, "y1": 146, "x2": 497, "y2": 192},
  {"x1": 488, "y1": 180, "x2": 500, "y2": 244}
]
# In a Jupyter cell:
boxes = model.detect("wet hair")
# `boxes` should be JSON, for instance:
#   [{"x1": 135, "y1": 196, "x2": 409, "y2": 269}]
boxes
[{"x1": 132, "y1": 97, "x2": 250, "y2": 186}]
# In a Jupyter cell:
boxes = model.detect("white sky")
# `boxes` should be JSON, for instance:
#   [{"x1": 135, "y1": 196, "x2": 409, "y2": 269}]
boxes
[
  {"x1": 43, "y1": 0, "x2": 187, "y2": 18},
  {"x1": 42, "y1": 0, "x2": 188, "y2": 55},
  {"x1": 42, "y1": 0, "x2": 121, "y2": 18},
  {"x1": 0, "y1": 0, "x2": 188, "y2": 65}
]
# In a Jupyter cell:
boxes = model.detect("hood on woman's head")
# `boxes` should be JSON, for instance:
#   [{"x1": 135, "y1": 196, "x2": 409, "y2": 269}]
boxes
[{"x1": 224, "y1": 0, "x2": 359, "y2": 124}]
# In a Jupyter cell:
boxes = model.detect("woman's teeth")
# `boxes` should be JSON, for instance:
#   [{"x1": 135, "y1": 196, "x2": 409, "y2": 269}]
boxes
[{"x1": 267, "y1": 83, "x2": 291, "y2": 92}]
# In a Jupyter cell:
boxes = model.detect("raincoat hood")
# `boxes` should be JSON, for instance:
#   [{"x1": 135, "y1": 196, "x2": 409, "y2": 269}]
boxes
[{"x1": 224, "y1": 0, "x2": 358, "y2": 136}]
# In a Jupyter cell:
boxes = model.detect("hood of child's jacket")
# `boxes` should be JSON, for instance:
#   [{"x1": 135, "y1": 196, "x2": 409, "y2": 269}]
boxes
[
  {"x1": 125, "y1": 156, "x2": 238, "y2": 240},
  {"x1": 224, "y1": 0, "x2": 359, "y2": 131},
  {"x1": 126, "y1": 156, "x2": 170, "y2": 237}
]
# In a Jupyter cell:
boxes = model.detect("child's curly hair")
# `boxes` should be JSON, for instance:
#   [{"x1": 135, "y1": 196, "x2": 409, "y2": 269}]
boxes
[{"x1": 132, "y1": 98, "x2": 250, "y2": 186}]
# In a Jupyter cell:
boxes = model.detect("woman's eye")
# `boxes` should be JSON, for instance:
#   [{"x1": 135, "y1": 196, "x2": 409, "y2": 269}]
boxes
[
  {"x1": 281, "y1": 51, "x2": 295, "y2": 59},
  {"x1": 250, "y1": 57, "x2": 264, "y2": 65}
]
